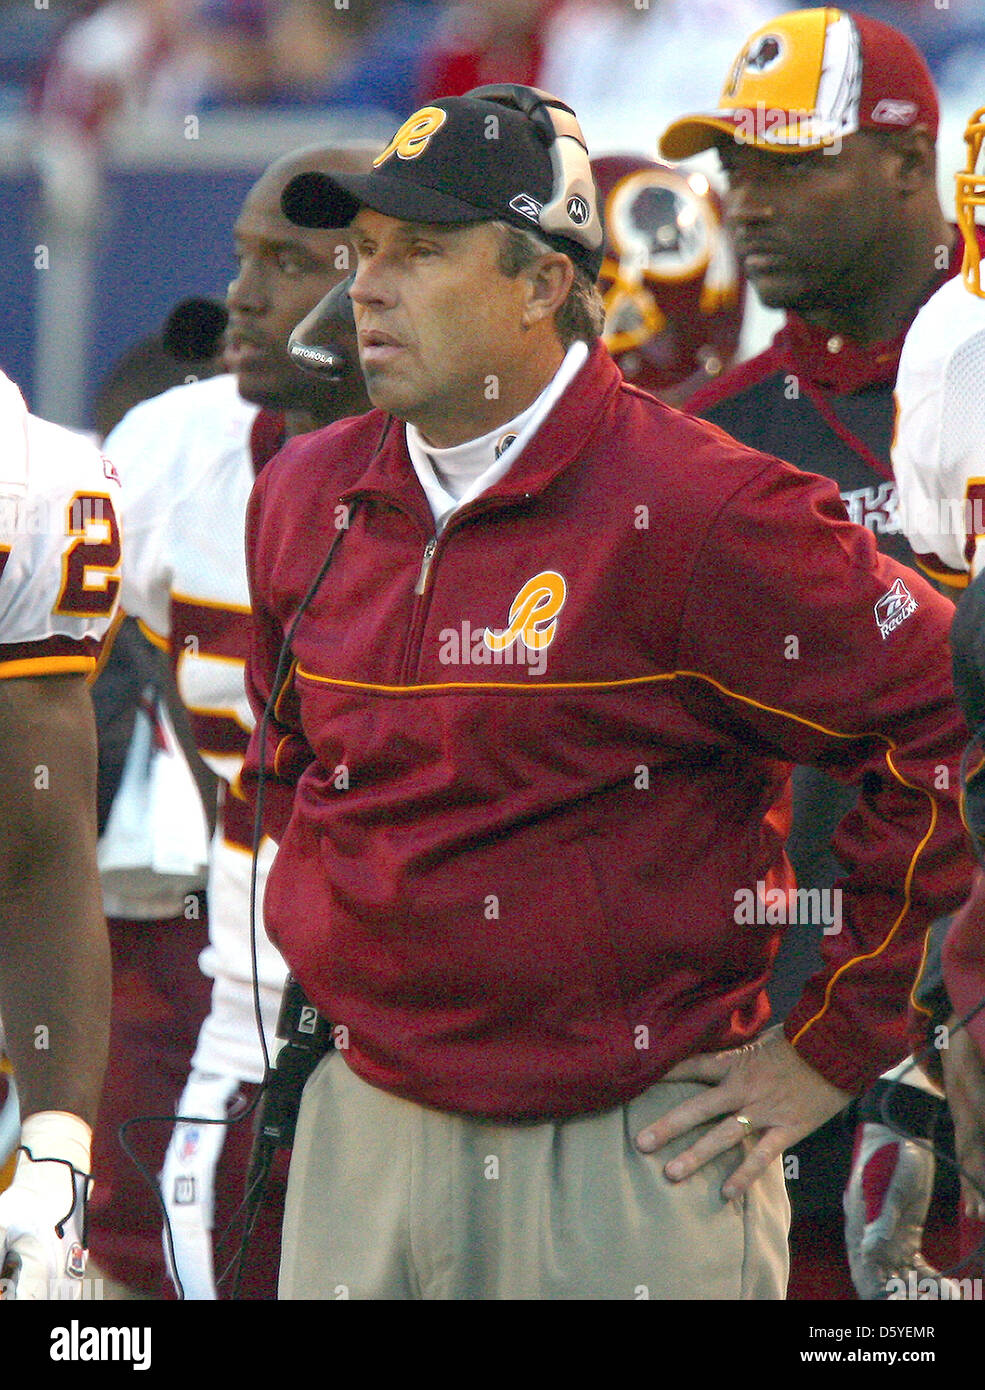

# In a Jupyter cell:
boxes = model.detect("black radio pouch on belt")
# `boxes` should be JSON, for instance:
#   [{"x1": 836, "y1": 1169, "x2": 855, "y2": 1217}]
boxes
[{"x1": 245, "y1": 976, "x2": 334, "y2": 1197}]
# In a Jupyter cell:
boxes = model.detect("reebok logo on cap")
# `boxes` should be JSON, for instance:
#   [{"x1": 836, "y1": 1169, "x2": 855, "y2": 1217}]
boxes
[
  {"x1": 870, "y1": 99, "x2": 919, "y2": 126},
  {"x1": 509, "y1": 193, "x2": 543, "y2": 222}
]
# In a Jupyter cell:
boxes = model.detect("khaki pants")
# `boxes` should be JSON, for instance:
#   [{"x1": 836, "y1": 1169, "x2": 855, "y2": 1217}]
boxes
[{"x1": 279, "y1": 1051, "x2": 790, "y2": 1300}]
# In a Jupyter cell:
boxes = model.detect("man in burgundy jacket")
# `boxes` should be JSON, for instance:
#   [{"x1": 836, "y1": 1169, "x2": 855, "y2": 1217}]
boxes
[
  {"x1": 240, "y1": 88, "x2": 974, "y2": 1300},
  {"x1": 660, "y1": 6, "x2": 979, "y2": 1295}
]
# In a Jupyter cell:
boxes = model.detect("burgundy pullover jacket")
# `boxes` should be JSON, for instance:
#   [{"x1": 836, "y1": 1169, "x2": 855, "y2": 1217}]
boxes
[{"x1": 240, "y1": 342, "x2": 972, "y2": 1120}]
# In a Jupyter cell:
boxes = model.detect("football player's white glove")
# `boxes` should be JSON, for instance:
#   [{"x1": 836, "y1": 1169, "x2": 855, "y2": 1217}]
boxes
[
  {"x1": 161, "y1": 1069, "x2": 241, "y2": 1301},
  {"x1": 0, "y1": 1111, "x2": 92, "y2": 1300},
  {"x1": 844, "y1": 1061, "x2": 961, "y2": 1299}
]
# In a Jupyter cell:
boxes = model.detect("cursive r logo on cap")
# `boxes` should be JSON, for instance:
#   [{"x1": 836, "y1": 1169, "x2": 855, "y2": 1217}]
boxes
[{"x1": 373, "y1": 107, "x2": 448, "y2": 168}]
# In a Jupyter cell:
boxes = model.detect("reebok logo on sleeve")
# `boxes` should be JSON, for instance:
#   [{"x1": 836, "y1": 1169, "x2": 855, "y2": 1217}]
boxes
[{"x1": 875, "y1": 577, "x2": 918, "y2": 640}]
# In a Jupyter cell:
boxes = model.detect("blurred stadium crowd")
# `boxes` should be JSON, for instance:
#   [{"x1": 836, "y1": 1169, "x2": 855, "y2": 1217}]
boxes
[
  {"x1": 4, "y1": 0, "x2": 985, "y2": 432},
  {"x1": 2, "y1": 0, "x2": 984, "y2": 139}
]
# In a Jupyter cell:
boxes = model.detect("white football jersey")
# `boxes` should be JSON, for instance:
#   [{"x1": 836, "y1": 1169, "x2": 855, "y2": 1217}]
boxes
[
  {"x1": 893, "y1": 274, "x2": 985, "y2": 584},
  {"x1": 105, "y1": 374, "x2": 286, "y2": 1081},
  {"x1": 0, "y1": 371, "x2": 29, "y2": 506},
  {"x1": 0, "y1": 370, "x2": 122, "y2": 675}
]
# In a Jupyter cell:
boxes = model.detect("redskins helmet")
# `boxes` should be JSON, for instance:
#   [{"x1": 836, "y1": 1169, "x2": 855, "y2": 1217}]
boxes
[
  {"x1": 591, "y1": 154, "x2": 744, "y2": 403},
  {"x1": 957, "y1": 107, "x2": 985, "y2": 298}
]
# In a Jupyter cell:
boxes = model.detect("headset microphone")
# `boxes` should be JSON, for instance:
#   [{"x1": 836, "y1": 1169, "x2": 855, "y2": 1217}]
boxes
[{"x1": 288, "y1": 276, "x2": 355, "y2": 380}]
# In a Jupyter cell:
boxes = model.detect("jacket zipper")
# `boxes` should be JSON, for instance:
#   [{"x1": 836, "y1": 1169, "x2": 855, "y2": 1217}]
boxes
[
  {"x1": 391, "y1": 496, "x2": 535, "y2": 686},
  {"x1": 400, "y1": 535, "x2": 439, "y2": 683},
  {"x1": 415, "y1": 537, "x2": 437, "y2": 596}
]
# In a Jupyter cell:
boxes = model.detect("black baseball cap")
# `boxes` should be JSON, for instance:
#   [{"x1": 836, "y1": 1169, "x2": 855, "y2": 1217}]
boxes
[{"x1": 280, "y1": 95, "x2": 604, "y2": 279}]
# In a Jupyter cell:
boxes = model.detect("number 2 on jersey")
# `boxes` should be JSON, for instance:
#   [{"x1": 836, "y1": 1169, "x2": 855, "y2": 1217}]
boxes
[{"x1": 55, "y1": 491, "x2": 122, "y2": 617}]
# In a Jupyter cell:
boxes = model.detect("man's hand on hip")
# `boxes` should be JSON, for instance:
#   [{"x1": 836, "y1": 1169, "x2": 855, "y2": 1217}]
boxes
[{"x1": 635, "y1": 1025, "x2": 852, "y2": 1198}]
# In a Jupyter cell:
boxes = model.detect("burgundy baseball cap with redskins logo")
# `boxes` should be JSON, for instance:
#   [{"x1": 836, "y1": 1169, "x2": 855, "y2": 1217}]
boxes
[{"x1": 660, "y1": 6, "x2": 939, "y2": 158}]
